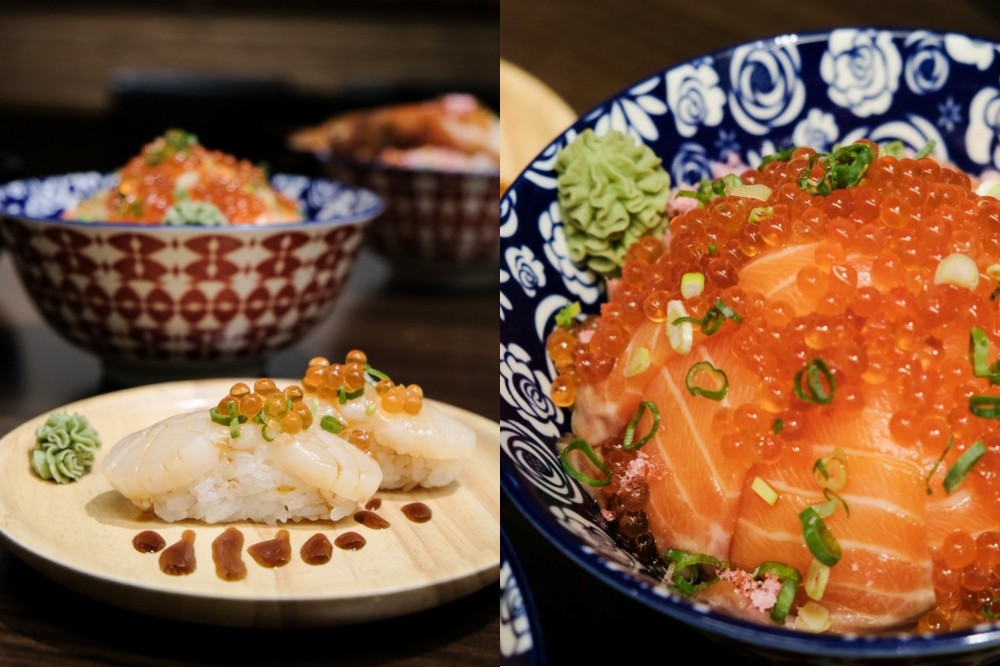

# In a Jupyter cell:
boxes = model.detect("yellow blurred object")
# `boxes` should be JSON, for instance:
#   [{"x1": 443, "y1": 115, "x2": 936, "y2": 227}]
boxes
[{"x1": 500, "y1": 58, "x2": 576, "y2": 193}]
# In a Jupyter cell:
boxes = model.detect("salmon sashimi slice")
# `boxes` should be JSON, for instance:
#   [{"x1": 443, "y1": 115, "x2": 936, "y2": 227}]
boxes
[
  {"x1": 638, "y1": 334, "x2": 759, "y2": 559},
  {"x1": 730, "y1": 393, "x2": 934, "y2": 631}
]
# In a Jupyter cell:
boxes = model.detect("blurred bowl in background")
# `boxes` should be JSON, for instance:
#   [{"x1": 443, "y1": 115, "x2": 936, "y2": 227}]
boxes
[
  {"x1": 0, "y1": 172, "x2": 382, "y2": 385},
  {"x1": 290, "y1": 93, "x2": 499, "y2": 291},
  {"x1": 322, "y1": 158, "x2": 498, "y2": 291}
]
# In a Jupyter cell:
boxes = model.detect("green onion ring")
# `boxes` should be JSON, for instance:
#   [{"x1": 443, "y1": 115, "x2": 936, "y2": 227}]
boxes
[
  {"x1": 752, "y1": 561, "x2": 802, "y2": 624},
  {"x1": 338, "y1": 386, "x2": 365, "y2": 405},
  {"x1": 364, "y1": 363, "x2": 391, "y2": 383},
  {"x1": 714, "y1": 299, "x2": 743, "y2": 323},
  {"x1": 970, "y1": 327, "x2": 991, "y2": 377},
  {"x1": 664, "y1": 549, "x2": 728, "y2": 596},
  {"x1": 320, "y1": 415, "x2": 344, "y2": 434},
  {"x1": 622, "y1": 401, "x2": 660, "y2": 451},
  {"x1": 925, "y1": 436, "x2": 954, "y2": 495},
  {"x1": 209, "y1": 407, "x2": 231, "y2": 426},
  {"x1": 970, "y1": 395, "x2": 1000, "y2": 419},
  {"x1": 799, "y1": 506, "x2": 842, "y2": 566},
  {"x1": 794, "y1": 358, "x2": 835, "y2": 405},
  {"x1": 685, "y1": 361, "x2": 729, "y2": 401},
  {"x1": 943, "y1": 440, "x2": 986, "y2": 495},
  {"x1": 559, "y1": 437, "x2": 611, "y2": 487}
]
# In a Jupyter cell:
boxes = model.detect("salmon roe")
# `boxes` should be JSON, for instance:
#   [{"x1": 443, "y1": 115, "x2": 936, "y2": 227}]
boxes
[
  {"x1": 215, "y1": 379, "x2": 313, "y2": 436},
  {"x1": 66, "y1": 129, "x2": 301, "y2": 223},
  {"x1": 302, "y1": 350, "x2": 424, "y2": 415},
  {"x1": 546, "y1": 142, "x2": 1000, "y2": 626}
]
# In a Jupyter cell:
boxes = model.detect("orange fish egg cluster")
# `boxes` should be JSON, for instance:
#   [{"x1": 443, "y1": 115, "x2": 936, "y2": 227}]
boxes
[
  {"x1": 216, "y1": 379, "x2": 313, "y2": 435},
  {"x1": 302, "y1": 350, "x2": 424, "y2": 415},
  {"x1": 98, "y1": 130, "x2": 301, "y2": 223},
  {"x1": 548, "y1": 141, "x2": 1000, "y2": 631}
]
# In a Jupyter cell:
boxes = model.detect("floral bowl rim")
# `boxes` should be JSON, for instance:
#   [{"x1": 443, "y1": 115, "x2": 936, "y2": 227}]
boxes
[{"x1": 500, "y1": 25, "x2": 1000, "y2": 661}]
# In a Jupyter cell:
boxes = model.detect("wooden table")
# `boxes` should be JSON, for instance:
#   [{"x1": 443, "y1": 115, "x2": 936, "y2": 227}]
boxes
[
  {"x1": 0, "y1": 248, "x2": 498, "y2": 667},
  {"x1": 501, "y1": 1, "x2": 1000, "y2": 664}
]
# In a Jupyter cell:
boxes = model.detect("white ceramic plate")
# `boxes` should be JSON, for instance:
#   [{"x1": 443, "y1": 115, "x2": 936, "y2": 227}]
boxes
[{"x1": 0, "y1": 379, "x2": 500, "y2": 628}]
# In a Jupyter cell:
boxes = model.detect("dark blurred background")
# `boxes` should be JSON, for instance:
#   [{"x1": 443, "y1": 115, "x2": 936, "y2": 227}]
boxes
[{"x1": 0, "y1": 0, "x2": 498, "y2": 182}]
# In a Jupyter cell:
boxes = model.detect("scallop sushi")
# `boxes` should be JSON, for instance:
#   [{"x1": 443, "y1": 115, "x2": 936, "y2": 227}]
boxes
[
  {"x1": 300, "y1": 351, "x2": 476, "y2": 490},
  {"x1": 102, "y1": 378, "x2": 382, "y2": 525}
]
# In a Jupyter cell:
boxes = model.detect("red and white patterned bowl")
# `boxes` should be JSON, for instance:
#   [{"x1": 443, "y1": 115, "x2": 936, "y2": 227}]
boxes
[
  {"x1": 0, "y1": 172, "x2": 383, "y2": 384},
  {"x1": 322, "y1": 159, "x2": 499, "y2": 291}
]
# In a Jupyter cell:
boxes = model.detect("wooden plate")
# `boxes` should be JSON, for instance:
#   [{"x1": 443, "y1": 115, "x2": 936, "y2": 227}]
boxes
[
  {"x1": 0, "y1": 379, "x2": 500, "y2": 627},
  {"x1": 500, "y1": 58, "x2": 577, "y2": 190}
]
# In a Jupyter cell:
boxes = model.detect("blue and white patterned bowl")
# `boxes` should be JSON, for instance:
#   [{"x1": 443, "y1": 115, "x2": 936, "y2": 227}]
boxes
[
  {"x1": 500, "y1": 28, "x2": 1000, "y2": 662},
  {"x1": 0, "y1": 172, "x2": 383, "y2": 384},
  {"x1": 501, "y1": 528, "x2": 546, "y2": 666}
]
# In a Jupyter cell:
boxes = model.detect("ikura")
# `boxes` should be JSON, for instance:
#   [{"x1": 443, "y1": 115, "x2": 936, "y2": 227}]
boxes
[
  {"x1": 546, "y1": 139, "x2": 1000, "y2": 633},
  {"x1": 302, "y1": 350, "x2": 424, "y2": 415}
]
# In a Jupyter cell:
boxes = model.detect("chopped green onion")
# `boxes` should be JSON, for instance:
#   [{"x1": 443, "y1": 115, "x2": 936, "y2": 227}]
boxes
[
  {"x1": 970, "y1": 394, "x2": 1000, "y2": 419},
  {"x1": 794, "y1": 358, "x2": 835, "y2": 405},
  {"x1": 622, "y1": 401, "x2": 660, "y2": 451},
  {"x1": 925, "y1": 436, "x2": 954, "y2": 495},
  {"x1": 797, "y1": 143, "x2": 874, "y2": 196},
  {"x1": 752, "y1": 561, "x2": 801, "y2": 624},
  {"x1": 209, "y1": 407, "x2": 232, "y2": 426},
  {"x1": 823, "y1": 489, "x2": 851, "y2": 517},
  {"x1": 676, "y1": 173, "x2": 743, "y2": 206},
  {"x1": 714, "y1": 299, "x2": 743, "y2": 324},
  {"x1": 968, "y1": 328, "x2": 1000, "y2": 384},
  {"x1": 935, "y1": 253, "x2": 979, "y2": 290},
  {"x1": 981, "y1": 597, "x2": 1000, "y2": 620},
  {"x1": 794, "y1": 601, "x2": 832, "y2": 633},
  {"x1": 338, "y1": 386, "x2": 364, "y2": 404},
  {"x1": 749, "y1": 206, "x2": 774, "y2": 224},
  {"x1": 880, "y1": 140, "x2": 905, "y2": 159},
  {"x1": 555, "y1": 301, "x2": 582, "y2": 329},
  {"x1": 943, "y1": 440, "x2": 986, "y2": 495},
  {"x1": 320, "y1": 415, "x2": 344, "y2": 434},
  {"x1": 751, "y1": 476, "x2": 779, "y2": 505},
  {"x1": 799, "y1": 506, "x2": 842, "y2": 566},
  {"x1": 728, "y1": 183, "x2": 772, "y2": 200},
  {"x1": 260, "y1": 422, "x2": 275, "y2": 442},
  {"x1": 680, "y1": 272, "x2": 705, "y2": 299},
  {"x1": 758, "y1": 147, "x2": 796, "y2": 169},
  {"x1": 915, "y1": 140, "x2": 936, "y2": 160},
  {"x1": 666, "y1": 300, "x2": 694, "y2": 354},
  {"x1": 664, "y1": 549, "x2": 728, "y2": 596},
  {"x1": 364, "y1": 363, "x2": 391, "y2": 383},
  {"x1": 671, "y1": 299, "x2": 742, "y2": 336},
  {"x1": 812, "y1": 449, "x2": 847, "y2": 492},
  {"x1": 804, "y1": 558, "x2": 830, "y2": 601},
  {"x1": 971, "y1": 327, "x2": 991, "y2": 377},
  {"x1": 560, "y1": 437, "x2": 611, "y2": 487},
  {"x1": 625, "y1": 346, "x2": 651, "y2": 377},
  {"x1": 811, "y1": 495, "x2": 840, "y2": 519},
  {"x1": 685, "y1": 361, "x2": 729, "y2": 401},
  {"x1": 229, "y1": 417, "x2": 241, "y2": 439},
  {"x1": 771, "y1": 418, "x2": 784, "y2": 435}
]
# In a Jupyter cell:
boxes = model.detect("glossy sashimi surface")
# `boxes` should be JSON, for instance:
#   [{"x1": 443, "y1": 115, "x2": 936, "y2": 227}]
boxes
[{"x1": 551, "y1": 143, "x2": 1000, "y2": 633}]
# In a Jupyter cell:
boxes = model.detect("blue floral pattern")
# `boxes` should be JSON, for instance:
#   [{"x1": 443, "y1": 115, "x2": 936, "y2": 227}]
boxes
[
  {"x1": 729, "y1": 39, "x2": 806, "y2": 135},
  {"x1": 821, "y1": 29, "x2": 902, "y2": 118},
  {"x1": 501, "y1": 530, "x2": 545, "y2": 665},
  {"x1": 501, "y1": 28, "x2": 1000, "y2": 662}
]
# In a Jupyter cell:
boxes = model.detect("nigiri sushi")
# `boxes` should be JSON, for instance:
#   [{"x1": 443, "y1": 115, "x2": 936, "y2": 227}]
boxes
[
  {"x1": 102, "y1": 379, "x2": 382, "y2": 525},
  {"x1": 300, "y1": 351, "x2": 476, "y2": 491},
  {"x1": 548, "y1": 140, "x2": 1000, "y2": 634}
]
